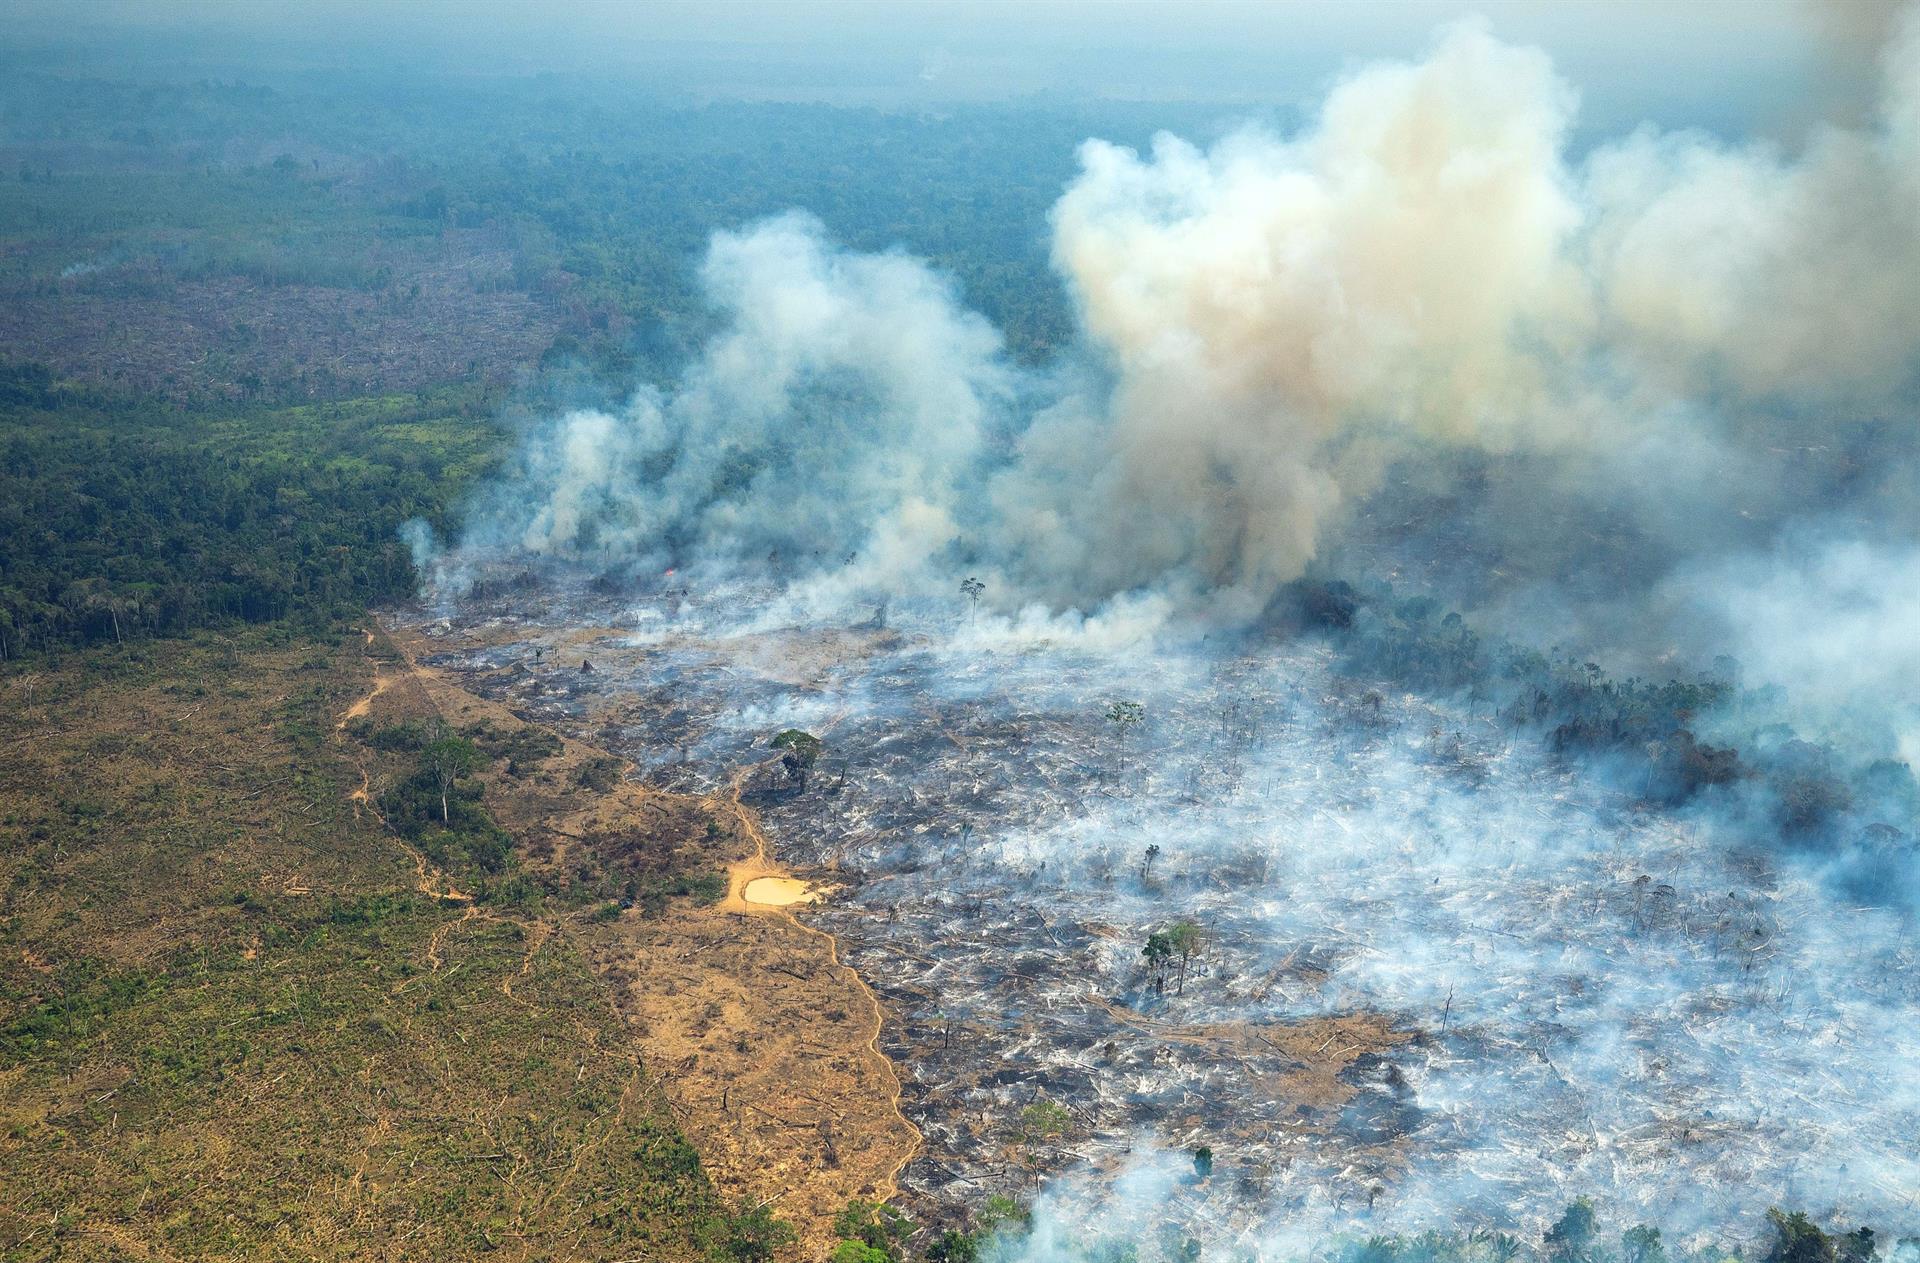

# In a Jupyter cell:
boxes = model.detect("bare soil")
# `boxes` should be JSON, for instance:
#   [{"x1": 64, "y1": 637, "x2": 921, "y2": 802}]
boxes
[{"x1": 380, "y1": 623, "x2": 921, "y2": 1251}]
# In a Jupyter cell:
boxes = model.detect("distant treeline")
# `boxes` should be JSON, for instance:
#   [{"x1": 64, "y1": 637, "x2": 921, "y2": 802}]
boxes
[
  {"x1": 0, "y1": 362, "x2": 500, "y2": 657},
  {"x1": 0, "y1": 69, "x2": 1223, "y2": 379}
]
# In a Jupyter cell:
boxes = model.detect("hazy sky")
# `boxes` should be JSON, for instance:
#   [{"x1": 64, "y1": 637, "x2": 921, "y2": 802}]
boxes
[{"x1": 1, "y1": 0, "x2": 1899, "y2": 135}]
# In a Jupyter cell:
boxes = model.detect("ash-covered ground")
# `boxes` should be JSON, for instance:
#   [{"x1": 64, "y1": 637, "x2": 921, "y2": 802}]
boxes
[{"x1": 397, "y1": 581, "x2": 1920, "y2": 1248}]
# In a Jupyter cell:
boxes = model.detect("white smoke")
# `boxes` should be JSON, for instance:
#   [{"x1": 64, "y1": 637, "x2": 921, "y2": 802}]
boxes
[
  {"x1": 433, "y1": 8, "x2": 1920, "y2": 663},
  {"x1": 452, "y1": 210, "x2": 1009, "y2": 594},
  {"x1": 993, "y1": 21, "x2": 1586, "y2": 620},
  {"x1": 1584, "y1": 28, "x2": 1920, "y2": 406},
  {"x1": 1668, "y1": 533, "x2": 1920, "y2": 766}
]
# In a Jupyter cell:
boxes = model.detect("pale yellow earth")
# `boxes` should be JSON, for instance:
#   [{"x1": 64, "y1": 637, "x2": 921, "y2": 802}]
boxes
[{"x1": 742, "y1": 876, "x2": 819, "y2": 906}]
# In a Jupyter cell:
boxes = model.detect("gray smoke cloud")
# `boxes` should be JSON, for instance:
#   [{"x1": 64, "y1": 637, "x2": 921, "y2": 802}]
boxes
[
  {"x1": 425, "y1": 7, "x2": 1920, "y2": 715},
  {"x1": 984, "y1": 21, "x2": 1596, "y2": 622}
]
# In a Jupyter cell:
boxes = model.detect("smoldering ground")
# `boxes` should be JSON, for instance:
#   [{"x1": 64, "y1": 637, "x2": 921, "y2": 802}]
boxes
[{"x1": 411, "y1": 585, "x2": 1920, "y2": 1252}]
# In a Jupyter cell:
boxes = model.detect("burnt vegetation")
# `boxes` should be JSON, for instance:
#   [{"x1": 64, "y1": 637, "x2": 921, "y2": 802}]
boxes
[
  {"x1": 1278, "y1": 576, "x2": 1918, "y2": 891},
  {"x1": 4, "y1": 26, "x2": 1919, "y2": 1263}
]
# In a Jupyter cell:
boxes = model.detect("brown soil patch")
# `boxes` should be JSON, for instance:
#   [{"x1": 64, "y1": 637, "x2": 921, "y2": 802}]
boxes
[
  {"x1": 584, "y1": 893, "x2": 919, "y2": 1251},
  {"x1": 373, "y1": 621, "x2": 920, "y2": 1250},
  {"x1": 336, "y1": 672, "x2": 394, "y2": 727}
]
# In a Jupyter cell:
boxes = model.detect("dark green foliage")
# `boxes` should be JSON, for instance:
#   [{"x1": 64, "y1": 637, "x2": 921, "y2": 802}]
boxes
[
  {"x1": 1840, "y1": 1231, "x2": 1877, "y2": 1263},
  {"x1": 0, "y1": 376, "x2": 500, "y2": 659},
  {"x1": 772, "y1": 728, "x2": 824, "y2": 788},
  {"x1": 1143, "y1": 929, "x2": 1174, "y2": 994},
  {"x1": 625, "y1": 871, "x2": 728, "y2": 918},
  {"x1": 833, "y1": 1198, "x2": 915, "y2": 1262},
  {"x1": 1191, "y1": 1145, "x2": 1213, "y2": 1181},
  {"x1": 324, "y1": 891, "x2": 423, "y2": 925},
  {"x1": 1622, "y1": 1225, "x2": 1667, "y2": 1263},
  {"x1": 927, "y1": 1229, "x2": 981, "y2": 1263},
  {"x1": 1545, "y1": 1197, "x2": 1598, "y2": 1263},
  {"x1": 714, "y1": 1200, "x2": 798, "y2": 1263},
  {"x1": 0, "y1": 961, "x2": 162, "y2": 1059},
  {"x1": 1764, "y1": 1210, "x2": 1876, "y2": 1263},
  {"x1": 380, "y1": 734, "x2": 515, "y2": 878},
  {"x1": 833, "y1": 1244, "x2": 892, "y2": 1263}
]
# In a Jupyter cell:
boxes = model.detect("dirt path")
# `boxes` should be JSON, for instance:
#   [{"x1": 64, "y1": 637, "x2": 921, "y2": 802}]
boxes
[
  {"x1": 336, "y1": 673, "x2": 395, "y2": 728},
  {"x1": 709, "y1": 767, "x2": 922, "y2": 1201},
  {"x1": 333, "y1": 631, "x2": 472, "y2": 904},
  {"x1": 362, "y1": 616, "x2": 921, "y2": 1247}
]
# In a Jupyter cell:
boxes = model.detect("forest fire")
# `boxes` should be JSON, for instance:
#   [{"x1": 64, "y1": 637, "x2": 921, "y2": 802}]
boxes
[{"x1": 396, "y1": 576, "x2": 1920, "y2": 1248}]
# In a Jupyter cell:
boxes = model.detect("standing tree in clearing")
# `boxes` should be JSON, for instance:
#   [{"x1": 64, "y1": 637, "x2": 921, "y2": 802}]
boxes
[
  {"x1": 960, "y1": 575, "x2": 985, "y2": 622},
  {"x1": 1106, "y1": 700, "x2": 1145, "y2": 778},
  {"x1": 1143, "y1": 929, "x2": 1174, "y2": 995},
  {"x1": 771, "y1": 729, "x2": 824, "y2": 791},
  {"x1": 1167, "y1": 919, "x2": 1202, "y2": 993}
]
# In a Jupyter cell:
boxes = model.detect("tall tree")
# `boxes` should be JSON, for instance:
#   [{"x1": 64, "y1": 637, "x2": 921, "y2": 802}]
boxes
[{"x1": 1106, "y1": 700, "x2": 1144, "y2": 778}]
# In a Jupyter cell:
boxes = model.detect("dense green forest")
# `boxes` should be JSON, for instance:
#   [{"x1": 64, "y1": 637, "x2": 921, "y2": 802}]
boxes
[{"x1": 0, "y1": 364, "x2": 502, "y2": 656}]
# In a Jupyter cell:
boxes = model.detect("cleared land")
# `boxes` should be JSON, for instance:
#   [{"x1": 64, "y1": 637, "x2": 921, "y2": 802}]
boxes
[{"x1": 0, "y1": 623, "x2": 916, "y2": 1260}]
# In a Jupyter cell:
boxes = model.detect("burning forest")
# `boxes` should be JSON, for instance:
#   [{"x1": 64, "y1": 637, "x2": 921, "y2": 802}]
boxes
[
  {"x1": 391, "y1": 569, "x2": 1920, "y2": 1254},
  {"x1": 387, "y1": 8, "x2": 1920, "y2": 1257},
  {"x1": 11, "y1": 2, "x2": 1920, "y2": 1260}
]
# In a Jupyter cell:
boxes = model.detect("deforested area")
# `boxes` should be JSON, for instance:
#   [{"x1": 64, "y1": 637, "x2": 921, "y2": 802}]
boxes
[{"x1": 4, "y1": 3, "x2": 1920, "y2": 1262}]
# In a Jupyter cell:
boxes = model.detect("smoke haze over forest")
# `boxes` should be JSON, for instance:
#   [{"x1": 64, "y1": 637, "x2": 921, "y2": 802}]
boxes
[
  {"x1": 420, "y1": 4, "x2": 1920, "y2": 766},
  {"x1": 6, "y1": 2, "x2": 1920, "y2": 1260}
]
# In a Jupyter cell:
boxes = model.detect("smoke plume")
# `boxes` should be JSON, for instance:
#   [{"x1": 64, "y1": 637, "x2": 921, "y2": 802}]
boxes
[{"x1": 428, "y1": 7, "x2": 1920, "y2": 707}]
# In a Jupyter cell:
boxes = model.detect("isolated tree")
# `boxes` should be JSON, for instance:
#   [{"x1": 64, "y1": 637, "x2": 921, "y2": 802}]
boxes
[
  {"x1": 422, "y1": 733, "x2": 482, "y2": 824},
  {"x1": 960, "y1": 575, "x2": 985, "y2": 621},
  {"x1": 1142, "y1": 842, "x2": 1161, "y2": 880},
  {"x1": 1142, "y1": 930, "x2": 1174, "y2": 995},
  {"x1": 1015, "y1": 1097, "x2": 1070, "y2": 1183},
  {"x1": 1167, "y1": 919, "x2": 1202, "y2": 993},
  {"x1": 771, "y1": 729, "x2": 823, "y2": 790},
  {"x1": 1191, "y1": 1145, "x2": 1214, "y2": 1181},
  {"x1": 1106, "y1": 700, "x2": 1145, "y2": 778},
  {"x1": 1623, "y1": 1225, "x2": 1669, "y2": 1263},
  {"x1": 1546, "y1": 1197, "x2": 1599, "y2": 1263},
  {"x1": 1642, "y1": 740, "x2": 1667, "y2": 798}
]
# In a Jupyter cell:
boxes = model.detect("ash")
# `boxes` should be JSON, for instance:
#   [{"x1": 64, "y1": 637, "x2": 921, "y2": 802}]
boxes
[{"x1": 397, "y1": 579, "x2": 1920, "y2": 1247}]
